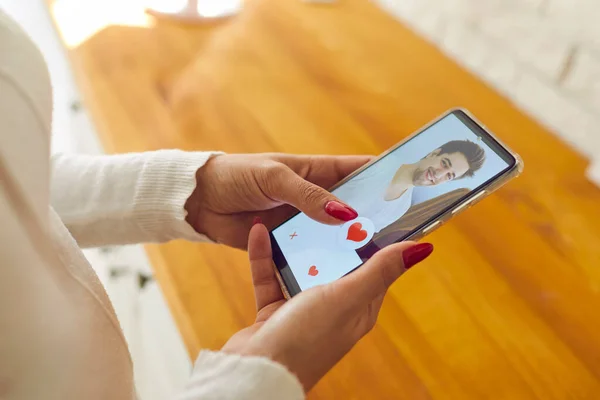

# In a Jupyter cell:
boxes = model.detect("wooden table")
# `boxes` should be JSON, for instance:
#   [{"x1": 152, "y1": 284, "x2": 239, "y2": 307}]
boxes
[{"x1": 48, "y1": 0, "x2": 600, "y2": 398}]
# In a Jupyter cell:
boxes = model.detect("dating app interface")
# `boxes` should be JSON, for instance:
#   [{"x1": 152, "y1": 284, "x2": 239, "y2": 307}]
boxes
[{"x1": 272, "y1": 113, "x2": 511, "y2": 291}]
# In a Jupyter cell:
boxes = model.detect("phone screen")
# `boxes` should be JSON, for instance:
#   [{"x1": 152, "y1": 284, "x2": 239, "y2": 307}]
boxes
[{"x1": 271, "y1": 110, "x2": 517, "y2": 295}]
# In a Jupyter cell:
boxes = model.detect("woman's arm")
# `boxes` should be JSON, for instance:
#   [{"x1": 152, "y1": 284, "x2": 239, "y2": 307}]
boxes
[
  {"x1": 50, "y1": 150, "x2": 220, "y2": 248},
  {"x1": 177, "y1": 351, "x2": 304, "y2": 400}
]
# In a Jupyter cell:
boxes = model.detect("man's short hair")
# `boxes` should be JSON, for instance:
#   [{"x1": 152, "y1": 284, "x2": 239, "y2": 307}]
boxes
[{"x1": 438, "y1": 140, "x2": 486, "y2": 179}]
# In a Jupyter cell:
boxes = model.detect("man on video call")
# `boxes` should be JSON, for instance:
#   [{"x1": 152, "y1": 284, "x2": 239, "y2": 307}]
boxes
[{"x1": 335, "y1": 140, "x2": 486, "y2": 233}]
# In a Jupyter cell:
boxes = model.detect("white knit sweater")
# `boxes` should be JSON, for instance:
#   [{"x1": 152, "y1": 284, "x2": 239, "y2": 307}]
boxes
[{"x1": 0, "y1": 9, "x2": 304, "y2": 400}]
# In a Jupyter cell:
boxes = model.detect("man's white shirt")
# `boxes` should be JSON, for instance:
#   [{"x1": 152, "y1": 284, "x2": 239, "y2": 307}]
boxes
[{"x1": 333, "y1": 160, "x2": 413, "y2": 233}]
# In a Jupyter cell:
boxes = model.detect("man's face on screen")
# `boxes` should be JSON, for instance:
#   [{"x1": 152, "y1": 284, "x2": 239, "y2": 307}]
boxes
[{"x1": 412, "y1": 149, "x2": 470, "y2": 186}]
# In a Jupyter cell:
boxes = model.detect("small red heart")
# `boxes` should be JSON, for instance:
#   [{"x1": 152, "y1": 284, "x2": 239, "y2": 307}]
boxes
[
  {"x1": 346, "y1": 222, "x2": 368, "y2": 242},
  {"x1": 308, "y1": 265, "x2": 319, "y2": 276}
]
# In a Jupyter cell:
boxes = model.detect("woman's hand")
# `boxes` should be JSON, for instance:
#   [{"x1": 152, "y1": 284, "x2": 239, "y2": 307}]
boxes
[
  {"x1": 222, "y1": 221, "x2": 434, "y2": 392},
  {"x1": 184, "y1": 153, "x2": 371, "y2": 248}
]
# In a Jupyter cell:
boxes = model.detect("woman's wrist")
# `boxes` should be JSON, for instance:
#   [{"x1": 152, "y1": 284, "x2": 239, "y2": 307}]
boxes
[
  {"x1": 183, "y1": 154, "x2": 222, "y2": 239},
  {"x1": 184, "y1": 168, "x2": 208, "y2": 237}
]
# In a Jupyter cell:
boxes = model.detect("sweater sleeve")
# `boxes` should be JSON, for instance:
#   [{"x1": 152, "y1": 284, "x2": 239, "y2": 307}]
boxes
[
  {"x1": 50, "y1": 150, "x2": 222, "y2": 248},
  {"x1": 177, "y1": 351, "x2": 305, "y2": 400}
]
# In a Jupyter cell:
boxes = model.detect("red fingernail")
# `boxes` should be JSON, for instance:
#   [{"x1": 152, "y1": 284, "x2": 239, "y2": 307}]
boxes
[
  {"x1": 324, "y1": 201, "x2": 358, "y2": 221},
  {"x1": 403, "y1": 243, "x2": 434, "y2": 269},
  {"x1": 252, "y1": 216, "x2": 262, "y2": 226}
]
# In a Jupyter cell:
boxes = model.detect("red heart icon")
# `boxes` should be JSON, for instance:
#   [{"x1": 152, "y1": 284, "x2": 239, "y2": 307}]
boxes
[
  {"x1": 346, "y1": 222, "x2": 368, "y2": 242},
  {"x1": 308, "y1": 265, "x2": 319, "y2": 276}
]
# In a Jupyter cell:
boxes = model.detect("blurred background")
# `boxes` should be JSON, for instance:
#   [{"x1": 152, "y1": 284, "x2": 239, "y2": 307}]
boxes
[
  {"x1": 377, "y1": 0, "x2": 600, "y2": 182},
  {"x1": 2, "y1": 1, "x2": 599, "y2": 399}
]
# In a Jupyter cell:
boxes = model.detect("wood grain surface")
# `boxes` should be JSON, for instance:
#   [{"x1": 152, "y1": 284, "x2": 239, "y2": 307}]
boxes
[{"x1": 48, "y1": 0, "x2": 600, "y2": 398}]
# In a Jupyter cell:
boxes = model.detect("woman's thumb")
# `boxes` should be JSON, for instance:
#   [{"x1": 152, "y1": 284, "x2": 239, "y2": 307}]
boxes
[
  {"x1": 338, "y1": 242, "x2": 434, "y2": 305},
  {"x1": 263, "y1": 163, "x2": 358, "y2": 225}
]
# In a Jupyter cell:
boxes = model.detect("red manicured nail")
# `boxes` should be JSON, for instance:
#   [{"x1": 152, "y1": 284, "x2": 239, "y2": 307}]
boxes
[
  {"x1": 324, "y1": 201, "x2": 358, "y2": 221},
  {"x1": 403, "y1": 243, "x2": 434, "y2": 269},
  {"x1": 252, "y1": 216, "x2": 263, "y2": 226}
]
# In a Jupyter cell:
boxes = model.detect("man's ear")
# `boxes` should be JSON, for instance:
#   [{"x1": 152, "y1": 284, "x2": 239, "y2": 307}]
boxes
[{"x1": 426, "y1": 148, "x2": 442, "y2": 158}]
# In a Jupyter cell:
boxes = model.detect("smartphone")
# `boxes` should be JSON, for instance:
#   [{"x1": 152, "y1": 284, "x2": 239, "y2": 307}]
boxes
[{"x1": 270, "y1": 108, "x2": 523, "y2": 298}]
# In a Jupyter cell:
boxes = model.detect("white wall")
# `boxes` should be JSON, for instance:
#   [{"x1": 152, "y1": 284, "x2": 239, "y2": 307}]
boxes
[
  {"x1": 375, "y1": 0, "x2": 600, "y2": 184},
  {"x1": 0, "y1": 0, "x2": 103, "y2": 155}
]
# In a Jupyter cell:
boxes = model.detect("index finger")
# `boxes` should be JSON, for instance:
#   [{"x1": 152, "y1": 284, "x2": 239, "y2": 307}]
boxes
[{"x1": 248, "y1": 222, "x2": 285, "y2": 311}]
